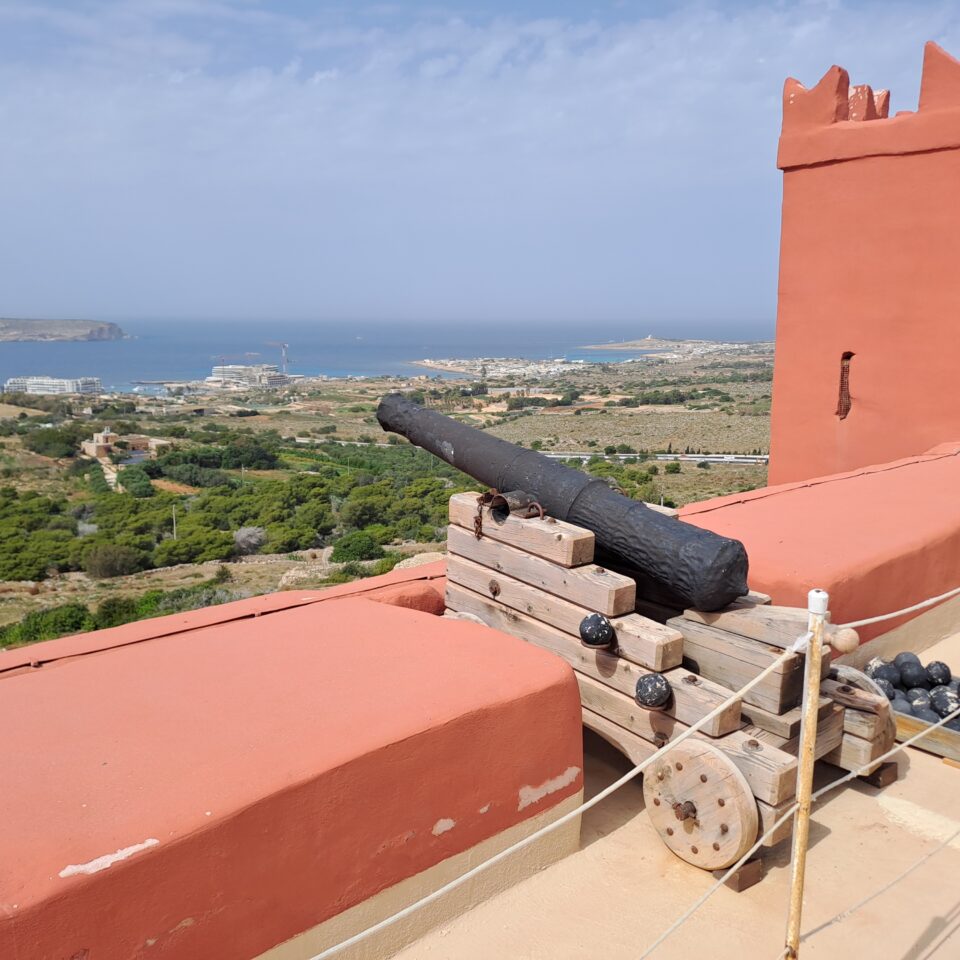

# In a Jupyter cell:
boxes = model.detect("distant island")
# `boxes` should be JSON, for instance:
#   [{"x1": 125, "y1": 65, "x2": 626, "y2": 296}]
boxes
[{"x1": 0, "y1": 318, "x2": 125, "y2": 342}]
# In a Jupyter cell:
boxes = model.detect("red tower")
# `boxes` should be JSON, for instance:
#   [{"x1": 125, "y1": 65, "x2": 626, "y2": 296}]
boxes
[{"x1": 769, "y1": 43, "x2": 960, "y2": 484}]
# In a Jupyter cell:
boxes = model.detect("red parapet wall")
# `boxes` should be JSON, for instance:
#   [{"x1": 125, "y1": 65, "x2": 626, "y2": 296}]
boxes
[
  {"x1": 681, "y1": 444, "x2": 960, "y2": 642},
  {"x1": 0, "y1": 564, "x2": 583, "y2": 960},
  {"x1": 770, "y1": 42, "x2": 960, "y2": 484}
]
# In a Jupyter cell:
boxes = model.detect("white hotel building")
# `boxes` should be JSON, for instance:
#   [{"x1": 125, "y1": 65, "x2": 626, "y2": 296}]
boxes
[{"x1": 3, "y1": 375, "x2": 103, "y2": 395}]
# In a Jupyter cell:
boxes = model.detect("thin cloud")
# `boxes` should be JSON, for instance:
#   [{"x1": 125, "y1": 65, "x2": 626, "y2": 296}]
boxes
[{"x1": 0, "y1": 1, "x2": 957, "y2": 323}]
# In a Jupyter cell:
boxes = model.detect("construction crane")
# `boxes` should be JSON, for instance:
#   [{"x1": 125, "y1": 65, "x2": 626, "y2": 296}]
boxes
[{"x1": 265, "y1": 342, "x2": 290, "y2": 374}]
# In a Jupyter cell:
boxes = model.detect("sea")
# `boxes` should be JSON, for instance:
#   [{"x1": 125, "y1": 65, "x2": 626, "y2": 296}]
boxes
[{"x1": 0, "y1": 318, "x2": 773, "y2": 393}]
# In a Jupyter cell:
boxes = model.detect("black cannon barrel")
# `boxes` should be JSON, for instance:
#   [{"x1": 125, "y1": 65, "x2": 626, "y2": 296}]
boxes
[{"x1": 377, "y1": 394, "x2": 748, "y2": 611}]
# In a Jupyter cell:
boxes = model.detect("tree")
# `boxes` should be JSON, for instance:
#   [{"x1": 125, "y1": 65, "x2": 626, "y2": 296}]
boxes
[{"x1": 120, "y1": 466, "x2": 154, "y2": 498}]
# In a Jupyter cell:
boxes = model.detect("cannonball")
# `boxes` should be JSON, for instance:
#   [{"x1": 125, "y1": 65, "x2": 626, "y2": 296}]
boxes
[
  {"x1": 931, "y1": 696, "x2": 959, "y2": 719},
  {"x1": 874, "y1": 678, "x2": 896, "y2": 700},
  {"x1": 929, "y1": 687, "x2": 959, "y2": 719},
  {"x1": 948, "y1": 678, "x2": 960, "y2": 693},
  {"x1": 946, "y1": 716, "x2": 960, "y2": 732},
  {"x1": 906, "y1": 688, "x2": 932, "y2": 711},
  {"x1": 865, "y1": 657, "x2": 887, "y2": 679},
  {"x1": 899, "y1": 661, "x2": 929, "y2": 690},
  {"x1": 872, "y1": 663, "x2": 901, "y2": 687},
  {"x1": 579, "y1": 612, "x2": 615, "y2": 649},
  {"x1": 925, "y1": 661, "x2": 952, "y2": 686},
  {"x1": 635, "y1": 673, "x2": 671, "y2": 709},
  {"x1": 893, "y1": 651, "x2": 922, "y2": 669},
  {"x1": 912, "y1": 707, "x2": 940, "y2": 724},
  {"x1": 891, "y1": 697, "x2": 913, "y2": 715}
]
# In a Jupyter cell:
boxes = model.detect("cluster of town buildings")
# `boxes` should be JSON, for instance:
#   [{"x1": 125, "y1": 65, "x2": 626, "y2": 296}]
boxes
[{"x1": 2, "y1": 362, "x2": 302, "y2": 398}]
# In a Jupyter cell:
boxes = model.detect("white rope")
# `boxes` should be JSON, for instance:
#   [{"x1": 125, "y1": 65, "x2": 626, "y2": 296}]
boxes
[
  {"x1": 307, "y1": 649, "x2": 796, "y2": 960},
  {"x1": 799, "y1": 825, "x2": 960, "y2": 944},
  {"x1": 836, "y1": 584, "x2": 960, "y2": 630},
  {"x1": 638, "y1": 704, "x2": 960, "y2": 959}
]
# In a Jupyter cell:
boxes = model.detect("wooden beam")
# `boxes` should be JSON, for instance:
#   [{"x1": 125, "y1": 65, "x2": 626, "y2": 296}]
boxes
[
  {"x1": 448, "y1": 492, "x2": 595, "y2": 566},
  {"x1": 576, "y1": 674, "x2": 797, "y2": 804},
  {"x1": 823, "y1": 730, "x2": 891, "y2": 774},
  {"x1": 447, "y1": 555, "x2": 682, "y2": 671},
  {"x1": 643, "y1": 501, "x2": 679, "y2": 518},
  {"x1": 748, "y1": 704, "x2": 845, "y2": 762},
  {"x1": 447, "y1": 525, "x2": 635, "y2": 616},
  {"x1": 820, "y1": 678, "x2": 889, "y2": 715},
  {"x1": 667, "y1": 617, "x2": 809, "y2": 714},
  {"x1": 840, "y1": 708, "x2": 887, "y2": 741},
  {"x1": 756, "y1": 797, "x2": 794, "y2": 847},
  {"x1": 446, "y1": 583, "x2": 742, "y2": 737},
  {"x1": 582, "y1": 707, "x2": 657, "y2": 765},
  {"x1": 682, "y1": 603, "x2": 855, "y2": 652},
  {"x1": 714, "y1": 858, "x2": 764, "y2": 890},
  {"x1": 894, "y1": 714, "x2": 960, "y2": 764},
  {"x1": 858, "y1": 761, "x2": 899, "y2": 789},
  {"x1": 633, "y1": 598, "x2": 680, "y2": 624},
  {"x1": 739, "y1": 698, "x2": 833, "y2": 740}
]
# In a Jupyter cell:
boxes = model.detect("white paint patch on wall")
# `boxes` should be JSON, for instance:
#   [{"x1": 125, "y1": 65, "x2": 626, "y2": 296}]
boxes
[
  {"x1": 478, "y1": 803, "x2": 491, "y2": 814},
  {"x1": 517, "y1": 766, "x2": 581, "y2": 811},
  {"x1": 879, "y1": 795, "x2": 960, "y2": 850},
  {"x1": 431, "y1": 818, "x2": 456, "y2": 836},
  {"x1": 59, "y1": 838, "x2": 159, "y2": 878}
]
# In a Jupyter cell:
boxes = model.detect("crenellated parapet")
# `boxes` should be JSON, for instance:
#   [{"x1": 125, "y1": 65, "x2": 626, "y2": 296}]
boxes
[{"x1": 778, "y1": 42, "x2": 960, "y2": 169}]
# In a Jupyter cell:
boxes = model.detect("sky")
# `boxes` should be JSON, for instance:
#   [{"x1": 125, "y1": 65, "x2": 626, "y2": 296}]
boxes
[{"x1": 0, "y1": 1, "x2": 958, "y2": 329}]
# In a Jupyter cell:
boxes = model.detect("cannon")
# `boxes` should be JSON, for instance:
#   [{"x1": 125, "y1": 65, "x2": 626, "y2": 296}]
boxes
[{"x1": 376, "y1": 394, "x2": 749, "y2": 610}]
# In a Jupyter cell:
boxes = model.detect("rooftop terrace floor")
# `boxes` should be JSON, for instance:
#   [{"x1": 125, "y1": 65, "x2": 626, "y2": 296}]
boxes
[{"x1": 395, "y1": 630, "x2": 960, "y2": 960}]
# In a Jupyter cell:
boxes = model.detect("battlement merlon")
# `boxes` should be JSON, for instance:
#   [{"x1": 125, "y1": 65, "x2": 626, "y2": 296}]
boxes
[{"x1": 778, "y1": 42, "x2": 960, "y2": 170}]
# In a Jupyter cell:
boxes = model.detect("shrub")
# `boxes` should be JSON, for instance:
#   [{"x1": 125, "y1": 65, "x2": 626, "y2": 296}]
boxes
[
  {"x1": 696, "y1": 460, "x2": 711, "y2": 470},
  {"x1": 331, "y1": 531, "x2": 385, "y2": 562},
  {"x1": 664, "y1": 462, "x2": 681, "y2": 474},
  {"x1": 369, "y1": 554, "x2": 402, "y2": 576},
  {"x1": 162, "y1": 463, "x2": 232, "y2": 488},
  {"x1": 95, "y1": 596, "x2": 139, "y2": 629},
  {"x1": 0, "y1": 603, "x2": 94, "y2": 647},
  {"x1": 233, "y1": 526, "x2": 266, "y2": 555},
  {"x1": 84, "y1": 544, "x2": 146, "y2": 578},
  {"x1": 24, "y1": 426, "x2": 81, "y2": 459}
]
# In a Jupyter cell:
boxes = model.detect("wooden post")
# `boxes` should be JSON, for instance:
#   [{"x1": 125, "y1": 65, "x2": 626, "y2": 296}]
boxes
[{"x1": 784, "y1": 588, "x2": 828, "y2": 959}]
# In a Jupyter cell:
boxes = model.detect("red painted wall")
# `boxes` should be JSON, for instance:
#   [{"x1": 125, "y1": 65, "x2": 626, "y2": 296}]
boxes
[{"x1": 769, "y1": 43, "x2": 960, "y2": 484}]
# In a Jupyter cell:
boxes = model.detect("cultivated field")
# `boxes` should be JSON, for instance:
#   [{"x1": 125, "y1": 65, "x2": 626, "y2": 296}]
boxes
[{"x1": 484, "y1": 406, "x2": 769, "y2": 456}]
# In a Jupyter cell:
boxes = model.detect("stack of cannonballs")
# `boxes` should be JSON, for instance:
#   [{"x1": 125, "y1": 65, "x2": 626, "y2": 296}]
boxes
[{"x1": 866, "y1": 653, "x2": 960, "y2": 729}]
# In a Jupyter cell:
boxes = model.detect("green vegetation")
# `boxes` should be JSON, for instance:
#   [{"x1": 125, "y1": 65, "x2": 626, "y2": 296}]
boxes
[
  {"x1": 330, "y1": 531, "x2": 386, "y2": 562},
  {"x1": 0, "y1": 574, "x2": 248, "y2": 648},
  {"x1": 0, "y1": 441, "x2": 472, "y2": 583}
]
